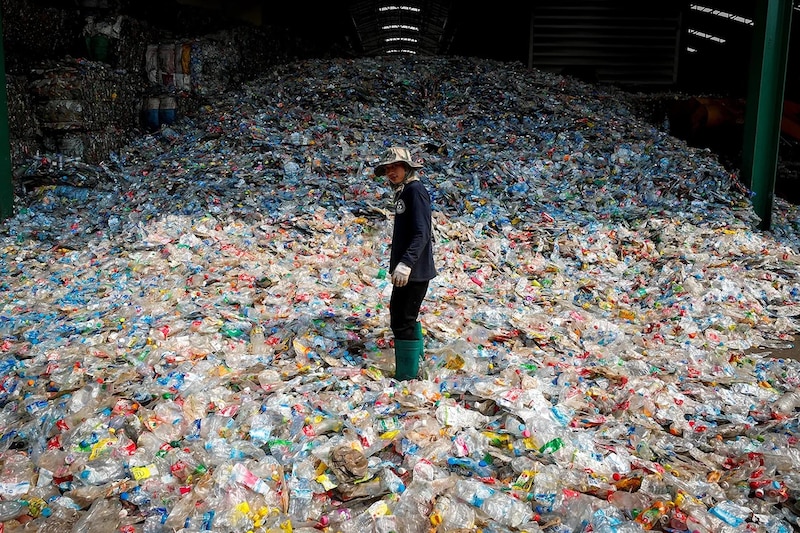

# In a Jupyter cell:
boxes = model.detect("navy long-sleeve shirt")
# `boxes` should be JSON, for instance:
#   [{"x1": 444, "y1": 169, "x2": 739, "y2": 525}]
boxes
[{"x1": 390, "y1": 179, "x2": 437, "y2": 281}]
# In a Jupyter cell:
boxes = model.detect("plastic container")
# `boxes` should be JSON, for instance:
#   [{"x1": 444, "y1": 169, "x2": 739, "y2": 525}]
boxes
[
  {"x1": 143, "y1": 97, "x2": 160, "y2": 131},
  {"x1": 159, "y1": 96, "x2": 177, "y2": 126}
]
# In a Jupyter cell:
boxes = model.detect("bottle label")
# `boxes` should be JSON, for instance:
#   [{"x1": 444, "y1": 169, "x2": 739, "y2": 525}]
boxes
[
  {"x1": 710, "y1": 505, "x2": 744, "y2": 527},
  {"x1": 131, "y1": 464, "x2": 159, "y2": 481}
]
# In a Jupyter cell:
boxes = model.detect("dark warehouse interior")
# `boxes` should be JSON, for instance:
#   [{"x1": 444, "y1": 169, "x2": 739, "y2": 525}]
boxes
[{"x1": 8, "y1": 0, "x2": 796, "y2": 199}]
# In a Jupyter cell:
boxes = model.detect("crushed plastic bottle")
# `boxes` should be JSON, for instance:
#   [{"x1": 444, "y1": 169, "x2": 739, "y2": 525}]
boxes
[{"x1": 2, "y1": 53, "x2": 800, "y2": 533}]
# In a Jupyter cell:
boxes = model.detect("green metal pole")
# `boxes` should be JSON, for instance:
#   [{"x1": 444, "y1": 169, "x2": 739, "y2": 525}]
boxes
[
  {"x1": 0, "y1": 7, "x2": 13, "y2": 220},
  {"x1": 742, "y1": 0, "x2": 793, "y2": 231}
]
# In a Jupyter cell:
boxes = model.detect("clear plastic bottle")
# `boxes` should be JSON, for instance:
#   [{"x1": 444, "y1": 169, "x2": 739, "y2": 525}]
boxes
[
  {"x1": 558, "y1": 489, "x2": 596, "y2": 531},
  {"x1": 288, "y1": 459, "x2": 315, "y2": 523},
  {"x1": 773, "y1": 390, "x2": 800, "y2": 415},
  {"x1": 203, "y1": 438, "x2": 264, "y2": 465},
  {"x1": 318, "y1": 507, "x2": 354, "y2": 530},
  {"x1": 0, "y1": 451, "x2": 34, "y2": 498},
  {"x1": 302, "y1": 416, "x2": 343, "y2": 437},
  {"x1": 250, "y1": 324, "x2": 267, "y2": 354},
  {"x1": 380, "y1": 467, "x2": 406, "y2": 494},
  {"x1": 337, "y1": 512, "x2": 374, "y2": 533},
  {"x1": 25, "y1": 500, "x2": 78, "y2": 533},
  {"x1": 163, "y1": 472, "x2": 213, "y2": 529},
  {"x1": 0, "y1": 500, "x2": 26, "y2": 521},
  {"x1": 431, "y1": 495, "x2": 476, "y2": 531},
  {"x1": 120, "y1": 485, "x2": 152, "y2": 507},
  {"x1": 142, "y1": 513, "x2": 166, "y2": 533},
  {"x1": 79, "y1": 457, "x2": 126, "y2": 485},
  {"x1": 710, "y1": 500, "x2": 752, "y2": 528},
  {"x1": 451, "y1": 477, "x2": 495, "y2": 507},
  {"x1": 435, "y1": 403, "x2": 490, "y2": 428},
  {"x1": 392, "y1": 475, "x2": 439, "y2": 533},
  {"x1": 502, "y1": 413, "x2": 531, "y2": 438},
  {"x1": 532, "y1": 466, "x2": 561, "y2": 512},
  {"x1": 447, "y1": 456, "x2": 493, "y2": 478},
  {"x1": 539, "y1": 436, "x2": 565, "y2": 455},
  {"x1": 71, "y1": 498, "x2": 123, "y2": 532},
  {"x1": 634, "y1": 500, "x2": 672, "y2": 530},
  {"x1": 169, "y1": 447, "x2": 207, "y2": 482},
  {"x1": 451, "y1": 477, "x2": 533, "y2": 528},
  {"x1": 756, "y1": 513, "x2": 794, "y2": 533},
  {"x1": 590, "y1": 506, "x2": 629, "y2": 533},
  {"x1": 608, "y1": 490, "x2": 650, "y2": 514},
  {"x1": 481, "y1": 489, "x2": 535, "y2": 528}
]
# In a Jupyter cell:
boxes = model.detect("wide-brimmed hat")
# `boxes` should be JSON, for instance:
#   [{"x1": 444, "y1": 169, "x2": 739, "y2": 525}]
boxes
[{"x1": 374, "y1": 146, "x2": 423, "y2": 176}]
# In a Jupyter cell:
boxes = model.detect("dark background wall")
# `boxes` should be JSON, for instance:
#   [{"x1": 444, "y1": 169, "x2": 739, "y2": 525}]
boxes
[
  {"x1": 6, "y1": 0, "x2": 796, "y2": 96},
  {"x1": 4, "y1": 0, "x2": 800, "y2": 192}
]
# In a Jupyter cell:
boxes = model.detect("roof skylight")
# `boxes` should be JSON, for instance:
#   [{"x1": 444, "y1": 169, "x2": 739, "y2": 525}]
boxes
[
  {"x1": 690, "y1": 4, "x2": 754, "y2": 26},
  {"x1": 379, "y1": 5, "x2": 421, "y2": 13},
  {"x1": 382, "y1": 24, "x2": 419, "y2": 31},
  {"x1": 688, "y1": 29, "x2": 726, "y2": 43}
]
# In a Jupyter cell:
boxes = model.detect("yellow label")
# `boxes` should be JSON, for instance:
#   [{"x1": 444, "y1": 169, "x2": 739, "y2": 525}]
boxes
[
  {"x1": 131, "y1": 464, "x2": 158, "y2": 480},
  {"x1": 368, "y1": 501, "x2": 390, "y2": 518},
  {"x1": 483, "y1": 431, "x2": 510, "y2": 446},
  {"x1": 445, "y1": 353, "x2": 465, "y2": 370},
  {"x1": 293, "y1": 338, "x2": 311, "y2": 356},
  {"x1": 379, "y1": 429, "x2": 400, "y2": 440},
  {"x1": 89, "y1": 438, "x2": 116, "y2": 460},
  {"x1": 316, "y1": 474, "x2": 338, "y2": 491},
  {"x1": 363, "y1": 366, "x2": 384, "y2": 380},
  {"x1": 514, "y1": 470, "x2": 535, "y2": 491}
]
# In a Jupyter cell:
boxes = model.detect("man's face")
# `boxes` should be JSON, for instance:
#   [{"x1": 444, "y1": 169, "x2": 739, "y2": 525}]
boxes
[{"x1": 383, "y1": 162, "x2": 408, "y2": 185}]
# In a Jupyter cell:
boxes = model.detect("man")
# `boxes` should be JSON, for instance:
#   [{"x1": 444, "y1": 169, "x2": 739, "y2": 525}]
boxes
[{"x1": 374, "y1": 147, "x2": 436, "y2": 380}]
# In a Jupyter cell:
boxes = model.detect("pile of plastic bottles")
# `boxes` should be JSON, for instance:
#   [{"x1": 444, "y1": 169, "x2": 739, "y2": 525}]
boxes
[{"x1": 1, "y1": 56, "x2": 800, "y2": 532}]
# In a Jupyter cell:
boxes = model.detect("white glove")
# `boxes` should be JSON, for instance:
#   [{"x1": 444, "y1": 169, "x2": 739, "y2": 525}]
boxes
[{"x1": 391, "y1": 262, "x2": 411, "y2": 287}]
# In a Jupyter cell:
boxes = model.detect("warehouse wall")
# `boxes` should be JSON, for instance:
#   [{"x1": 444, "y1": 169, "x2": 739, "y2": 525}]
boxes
[{"x1": 530, "y1": 1, "x2": 683, "y2": 88}]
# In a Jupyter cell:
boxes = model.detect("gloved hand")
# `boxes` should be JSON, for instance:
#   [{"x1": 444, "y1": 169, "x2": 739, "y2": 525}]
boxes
[{"x1": 391, "y1": 262, "x2": 411, "y2": 287}]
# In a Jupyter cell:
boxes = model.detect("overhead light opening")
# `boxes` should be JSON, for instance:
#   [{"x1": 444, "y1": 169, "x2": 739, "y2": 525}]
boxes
[
  {"x1": 690, "y1": 4, "x2": 754, "y2": 26},
  {"x1": 688, "y1": 29, "x2": 726, "y2": 43},
  {"x1": 379, "y1": 5, "x2": 421, "y2": 14},
  {"x1": 382, "y1": 24, "x2": 420, "y2": 31},
  {"x1": 385, "y1": 37, "x2": 418, "y2": 43},
  {"x1": 386, "y1": 48, "x2": 417, "y2": 54}
]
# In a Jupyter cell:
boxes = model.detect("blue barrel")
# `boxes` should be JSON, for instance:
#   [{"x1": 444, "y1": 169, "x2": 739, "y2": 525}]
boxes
[
  {"x1": 143, "y1": 97, "x2": 160, "y2": 131},
  {"x1": 159, "y1": 96, "x2": 177, "y2": 126}
]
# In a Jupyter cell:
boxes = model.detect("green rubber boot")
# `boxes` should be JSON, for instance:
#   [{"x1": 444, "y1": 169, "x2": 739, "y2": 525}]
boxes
[
  {"x1": 415, "y1": 321, "x2": 425, "y2": 359},
  {"x1": 394, "y1": 339, "x2": 422, "y2": 381}
]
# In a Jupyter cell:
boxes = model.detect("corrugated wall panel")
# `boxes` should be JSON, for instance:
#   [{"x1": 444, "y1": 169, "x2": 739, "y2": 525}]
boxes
[{"x1": 532, "y1": 2, "x2": 682, "y2": 88}]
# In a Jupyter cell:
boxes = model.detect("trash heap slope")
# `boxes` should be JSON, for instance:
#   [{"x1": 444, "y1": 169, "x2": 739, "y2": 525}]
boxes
[{"x1": 1, "y1": 56, "x2": 800, "y2": 532}]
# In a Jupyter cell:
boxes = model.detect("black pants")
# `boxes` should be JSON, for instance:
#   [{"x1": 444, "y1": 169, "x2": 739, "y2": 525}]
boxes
[{"x1": 390, "y1": 280, "x2": 429, "y2": 340}]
